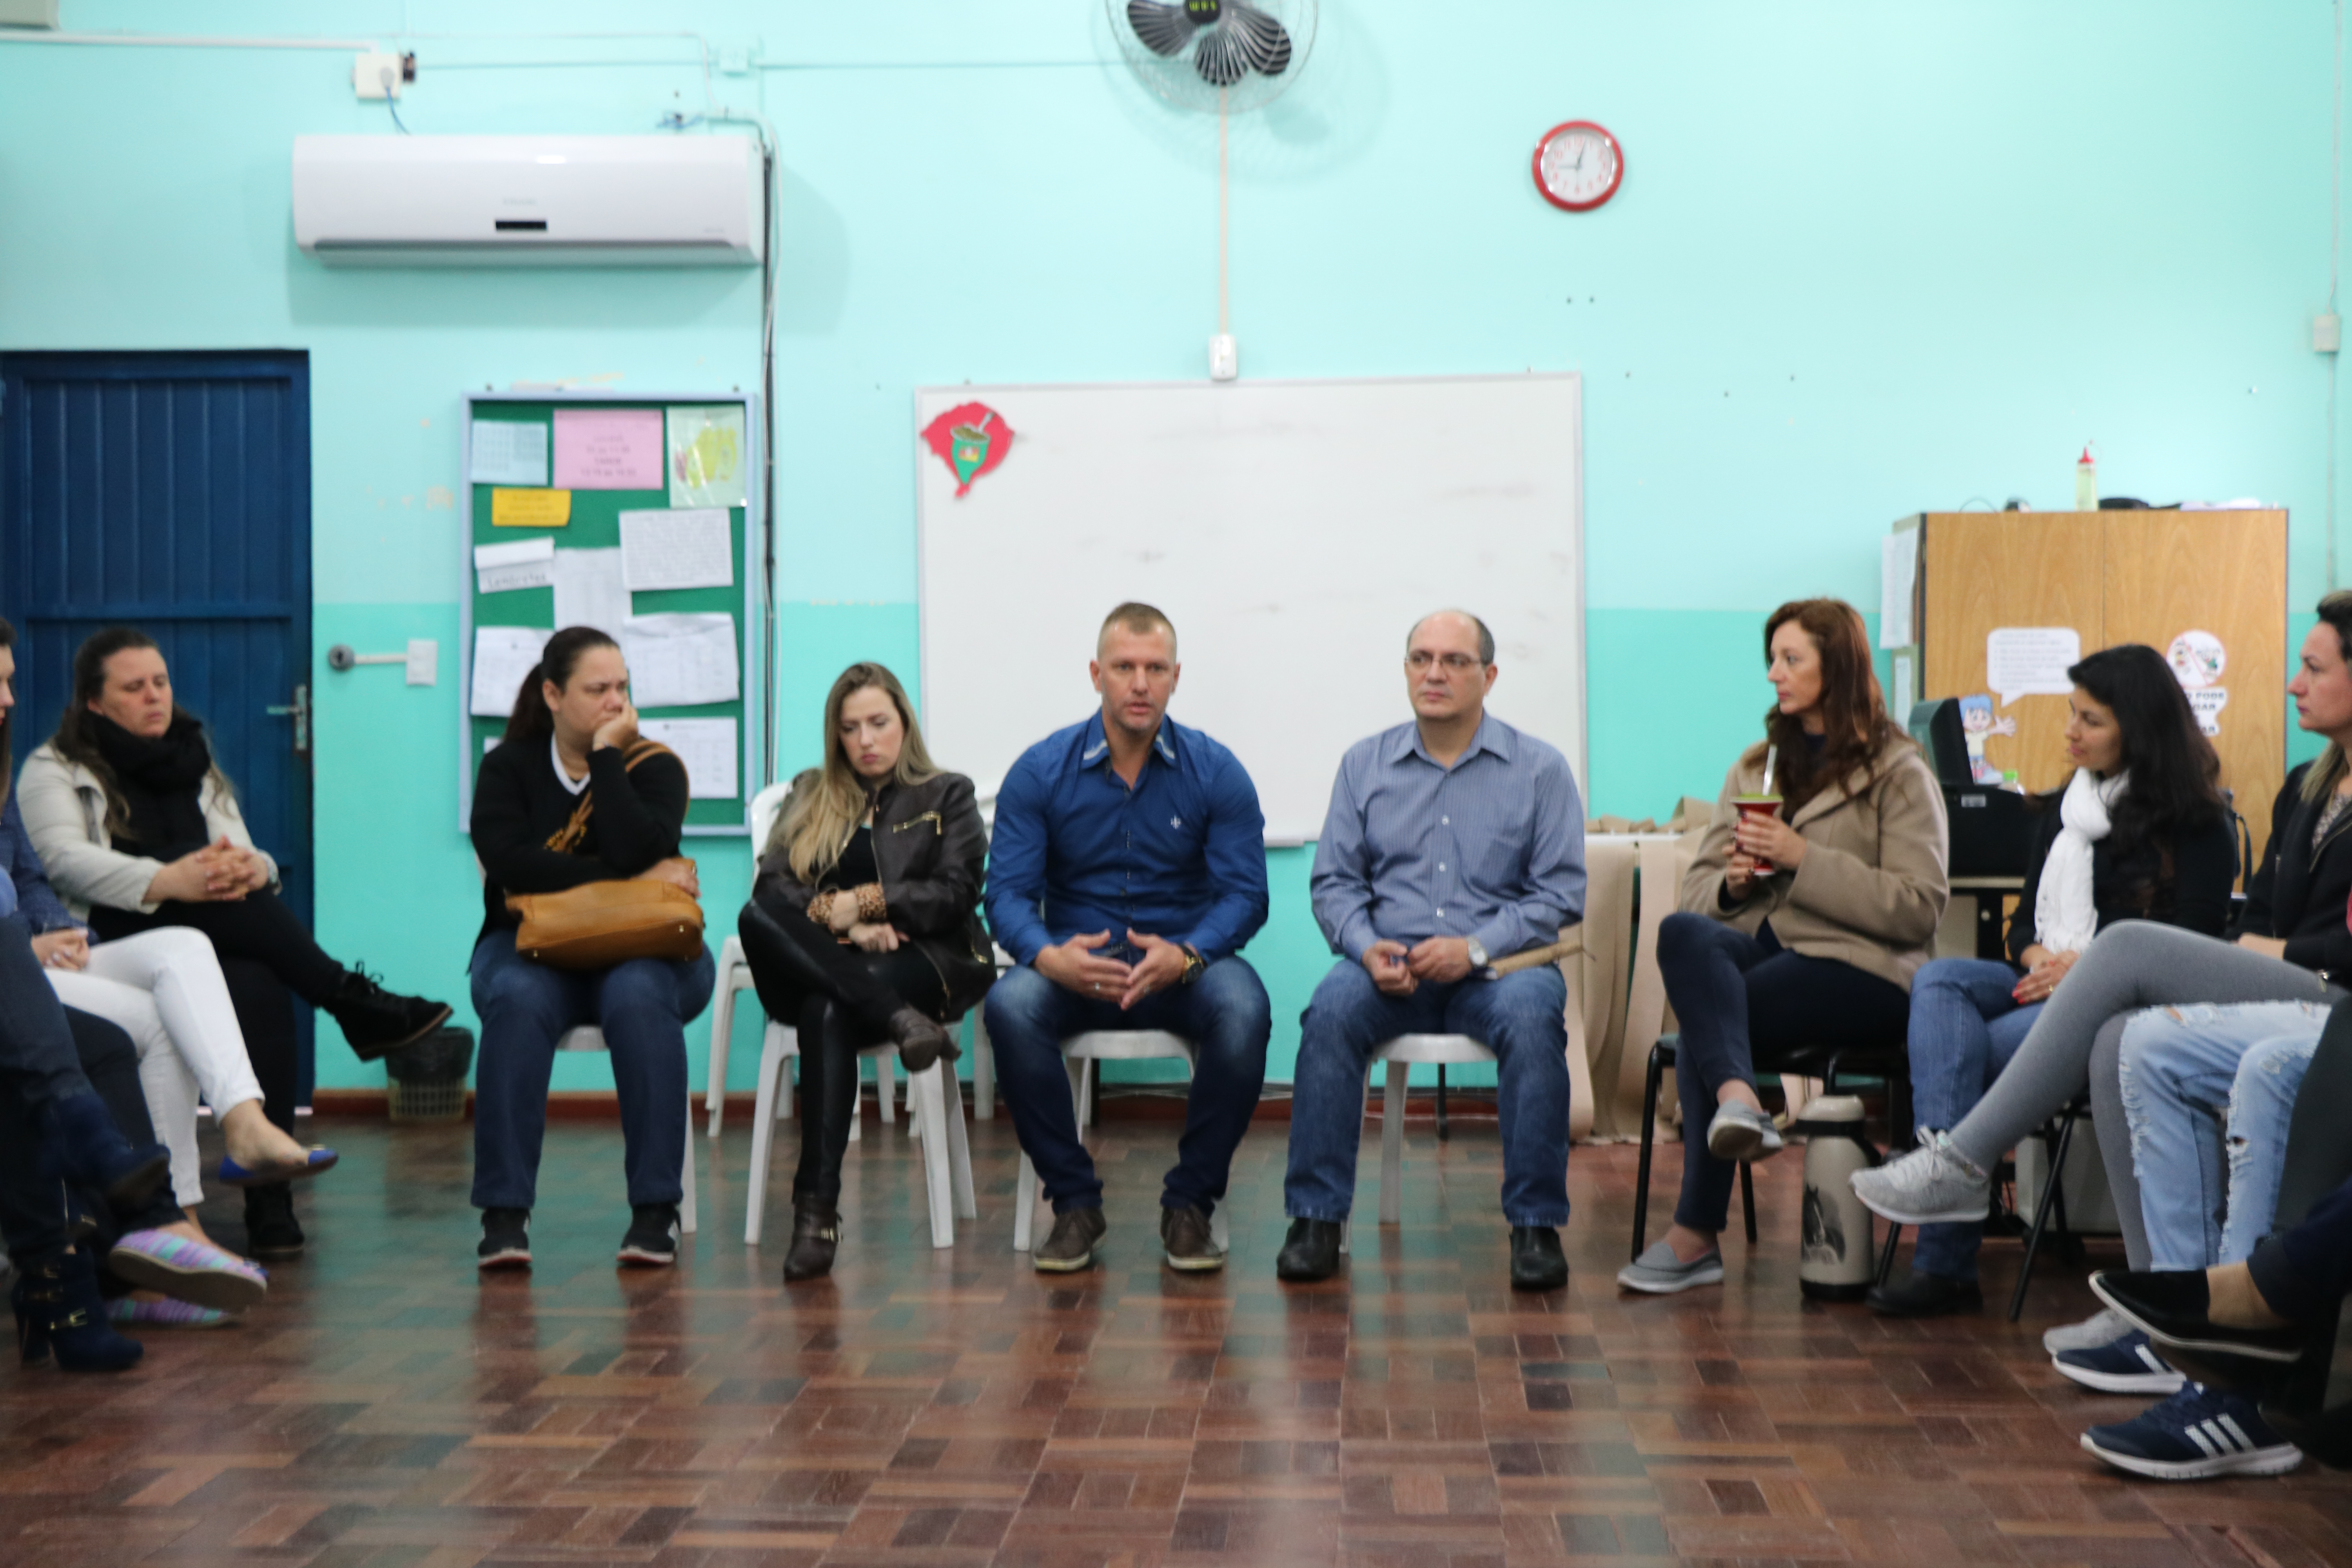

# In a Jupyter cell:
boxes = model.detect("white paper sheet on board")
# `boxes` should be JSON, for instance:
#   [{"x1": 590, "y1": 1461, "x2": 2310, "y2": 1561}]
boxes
[
  {"x1": 474, "y1": 535, "x2": 555, "y2": 593},
  {"x1": 552, "y1": 547, "x2": 630, "y2": 638},
  {"x1": 1891, "y1": 652, "x2": 1915, "y2": 718},
  {"x1": 469, "y1": 625, "x2": 551, "y2": 716},
  {"x1": 1880, "y1": 531, "x2": 1916, "y2": 648},
  {"x1": 639, "y1": 717, "x2": 739, "y2": 799},
  {"x1": 469, "y1": 420, "x2": 550, "y2": 486},
  {"x1": 621, "y1": 612, "x2": 739, "y2": 708},
  {"x1": 1988, "y1": 626, "x2": 2081, "y2": 706},
  {"x1": 618, "y1": 508, "x2": 733, "y2": 592},
  {"x1": 666, "y1": 405, "x2": 747, "y2": 508}
]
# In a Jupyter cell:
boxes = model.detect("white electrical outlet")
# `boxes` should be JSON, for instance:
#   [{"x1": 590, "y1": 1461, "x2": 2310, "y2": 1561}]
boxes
[
  {"x1": 2316, "y1": 313, "x2": 2342, "y2": 354},
  {"x1": 353, "y1": 50, "x2": 405, "y2": 100}
]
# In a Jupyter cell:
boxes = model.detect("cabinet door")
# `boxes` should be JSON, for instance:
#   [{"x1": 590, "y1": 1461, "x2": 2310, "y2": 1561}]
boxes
[
  {"x1": 1920, "y1": 512, "x2": 2105, "y2": 794},
  {"x1": 2103, "y1": 510, "x2": 2287, "y2": 865}
]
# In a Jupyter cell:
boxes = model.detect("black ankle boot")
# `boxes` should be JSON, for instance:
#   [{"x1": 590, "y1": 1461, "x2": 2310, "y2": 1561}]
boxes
[
  {"x1": 244, "y1": 1183, "x2": 305, "y2": 1260},
  {"x1": 782, "y1": 1201, "x2": 840, "y2": 1283},
  {"x1": 12, "y1": 1249, "x2": 142, "y2": 1372},
  {"x1": 887, "y1": 1008, "x2": 958, "y2": 1074},
  {"x1": 36, "y1": 1092, "x2": 170, "y2": 1213},
  {"x1": 325, "y1": 967, "x2": 453, "y2": 1062}
]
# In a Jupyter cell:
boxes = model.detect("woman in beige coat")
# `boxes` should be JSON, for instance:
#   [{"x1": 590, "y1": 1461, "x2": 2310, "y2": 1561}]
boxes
[{"x1": 1618, "y1": 598, "x2": 1948, "y2": 1295}]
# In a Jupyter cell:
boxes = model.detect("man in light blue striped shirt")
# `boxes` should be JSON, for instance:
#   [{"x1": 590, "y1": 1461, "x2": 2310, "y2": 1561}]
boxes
[{"x1": 1277, "y1": 610, "x2": 1586, "y2": 1291}]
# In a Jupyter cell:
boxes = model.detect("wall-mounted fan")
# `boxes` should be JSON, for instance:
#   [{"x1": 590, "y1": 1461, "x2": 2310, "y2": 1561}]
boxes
[
  {"x1": 1111, "y1": 0, "x2": 1317, "y2": 115},
  {"x1": 1107, "y1": 0, "x2": 1319, "y2": 379}
]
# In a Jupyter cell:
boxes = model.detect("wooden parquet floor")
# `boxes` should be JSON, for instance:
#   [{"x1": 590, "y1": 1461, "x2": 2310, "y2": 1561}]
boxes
[{"x1": 3, "y1": 1106, "x2": 2349, "y2": 1568}]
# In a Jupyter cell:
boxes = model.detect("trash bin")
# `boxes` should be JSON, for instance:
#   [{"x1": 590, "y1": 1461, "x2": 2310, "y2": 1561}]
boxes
[{"x1": 385, "y1": 1025, "x2": 474, "y2": 1123}]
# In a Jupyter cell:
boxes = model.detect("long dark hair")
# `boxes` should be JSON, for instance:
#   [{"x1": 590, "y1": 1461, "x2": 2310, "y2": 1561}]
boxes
[
  {"x1": 1748, "y1": 597, "x2": 1906, "y2": 815},
  {"x1": 500, "y1": 626, "x2": 621, "y2": 748},
  {"x1": 2069, "y1": 643, "x2": 2225, "y2": 864},
  {"x1": 52, "y1": 626, "x2": 232, "y2": 838},
  {"x1": 2301, "y1": 590, "x2": 2352, "y2": 802}
]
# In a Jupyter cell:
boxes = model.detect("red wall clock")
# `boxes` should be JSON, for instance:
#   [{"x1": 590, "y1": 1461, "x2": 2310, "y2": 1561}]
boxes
[{"x1": 1533, "y1": 120, "x2": 1624, "y2": 211}]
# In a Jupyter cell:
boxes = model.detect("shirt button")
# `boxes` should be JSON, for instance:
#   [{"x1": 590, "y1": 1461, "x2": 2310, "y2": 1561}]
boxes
[
  {"x1": 1436, "y1": 908, "x2": 1444, "y2": 917},
  {"x1": 1438, "y1": 863, "x2": 1446, "y2": 871},
  {"x1": 1442, "y1": 817, "x2": 1450, "y2": 825}
]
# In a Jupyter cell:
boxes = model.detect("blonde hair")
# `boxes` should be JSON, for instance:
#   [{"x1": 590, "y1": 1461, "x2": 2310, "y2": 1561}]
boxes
[{"x1": 771, "y1": 662, "x2": 940, "y2": 881}]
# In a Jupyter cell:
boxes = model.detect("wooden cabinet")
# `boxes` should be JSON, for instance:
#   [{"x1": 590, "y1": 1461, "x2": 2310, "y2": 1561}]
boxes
[{"x1": 1891, "y1": 509, "x2": 2287, "y2": 862}]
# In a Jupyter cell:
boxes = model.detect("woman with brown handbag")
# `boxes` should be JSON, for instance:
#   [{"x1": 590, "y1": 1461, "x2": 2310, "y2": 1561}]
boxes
[
  {"x1": 738, "y1": 661, "x2": 993, "y2": 1282},
  {"x1": 468, "y1": 626, "x2": 713, "y2": 1274}
]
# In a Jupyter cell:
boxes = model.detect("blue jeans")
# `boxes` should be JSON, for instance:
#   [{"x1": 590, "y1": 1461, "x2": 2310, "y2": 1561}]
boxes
[
  {"x1": 981, "y1": 956, "x2": 1270, "y2": 1216},
  {"x1": 468, "y1": 930, "x2": 715, "y2": 1212},
  {"x1": 2117, "y1": 999, "x2": 2329, "y2": 1270},
  {"x1": 1653, "y1": 913, "x2": 1911, "y2": 1237},
  {"x1": 1906, "y1": 957, "x2": 2043, "y2": 1280},
  {"x1": 1283, "y1": 959, "x2": 1572, "y2": 1227}
]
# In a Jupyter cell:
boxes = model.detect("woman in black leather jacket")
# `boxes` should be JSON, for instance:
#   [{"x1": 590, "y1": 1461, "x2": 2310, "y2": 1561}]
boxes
[{"x1": 737, "y1": 662, "x2": 993, "y2": 1281}]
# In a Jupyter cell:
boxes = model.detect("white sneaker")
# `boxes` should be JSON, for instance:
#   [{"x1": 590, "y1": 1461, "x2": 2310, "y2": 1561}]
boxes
[
  {"x1": 2045, "y1": 1306, "x2": 2129, "y2": 1356},
  {"x1": 1849, "y1": 1129, "x2": 1991, "y2": 1226},
  {"x1": 1706, "y1": 1102, "x2": 1786, "y2": 1162}
]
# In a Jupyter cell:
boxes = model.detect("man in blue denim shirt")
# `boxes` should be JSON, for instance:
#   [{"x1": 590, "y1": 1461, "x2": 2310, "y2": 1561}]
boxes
[
  {"x1": 1277, "y1": 610, "x2": 1586, "y2": 1291},
  {"x1": 984, "y1": 603, "x2": 1272, "y2": 1274}
]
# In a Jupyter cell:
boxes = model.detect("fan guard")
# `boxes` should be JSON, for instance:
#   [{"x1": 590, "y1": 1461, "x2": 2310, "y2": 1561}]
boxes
[{"x1": 1109, "y1": 0, "x2": 1318, "y2": 114}]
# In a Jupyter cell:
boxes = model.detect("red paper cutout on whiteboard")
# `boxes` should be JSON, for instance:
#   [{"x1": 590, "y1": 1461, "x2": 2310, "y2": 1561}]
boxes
[{"x1": 921, "y1": 403, "x2": 1014, "y2": 496}]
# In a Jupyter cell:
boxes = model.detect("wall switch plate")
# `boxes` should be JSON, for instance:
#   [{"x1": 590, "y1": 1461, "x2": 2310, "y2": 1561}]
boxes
[
  {"x1": 1209, "y1": 333, "x2": 1239, "y2": 381},
  {"x1": 353, "y1": 50, "x2": 408, "y2": 100},
  {"x1": 2316, "y1": 313, "x2": 2342, "y2": 353},
  {"x1": 405, "y1": 638, "x2": 438, "y2": 686}
]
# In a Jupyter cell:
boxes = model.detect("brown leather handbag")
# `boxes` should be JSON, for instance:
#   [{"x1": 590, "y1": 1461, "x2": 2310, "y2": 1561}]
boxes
[{"x1": 504, "y1": 740, "x2": 706, "y2": 970}]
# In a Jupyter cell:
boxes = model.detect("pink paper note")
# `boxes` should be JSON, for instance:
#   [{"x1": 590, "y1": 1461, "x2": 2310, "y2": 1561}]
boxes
[{"x1": 553, "y1": 408, "x2": 665, "y2": 490}]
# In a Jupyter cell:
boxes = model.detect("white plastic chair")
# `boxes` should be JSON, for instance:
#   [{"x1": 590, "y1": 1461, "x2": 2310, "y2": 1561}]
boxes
[
  {"x1": 1011, "y1": 1030, "x2": 1231, "y2": 1255},
  {"x1": 1338, "y1": 1033, "x2": 1495, "y2": 1253},
  {"x1": 556, "y1": 1026, "x2": 697, "y2": 1235},
  {"x1": 706, "y1": 779, "x2": 900, "y2": 1135},
  {"x1": 741, "y1": 1019, "x2": 976, "y2": 1248}
]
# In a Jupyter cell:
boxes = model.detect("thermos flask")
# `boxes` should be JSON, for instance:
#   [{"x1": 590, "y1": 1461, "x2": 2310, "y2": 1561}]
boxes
[{"x1": 1796, "y1": 1094, "x2": 1878, "y2": 1301}]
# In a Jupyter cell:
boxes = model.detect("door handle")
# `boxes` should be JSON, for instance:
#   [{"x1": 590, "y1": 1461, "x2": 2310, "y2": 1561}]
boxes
[{"x1": 265, "y1": 683, "x2": 310, "y2": 757}]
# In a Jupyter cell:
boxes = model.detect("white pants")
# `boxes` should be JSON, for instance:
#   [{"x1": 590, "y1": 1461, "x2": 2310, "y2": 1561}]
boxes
[{"x1": 44, "y1": 927, "x2": 265, "y2": 1208}]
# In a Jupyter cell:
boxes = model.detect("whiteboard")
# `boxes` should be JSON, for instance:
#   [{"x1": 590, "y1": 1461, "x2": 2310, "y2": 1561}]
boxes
[{"x1": 915, "y1": 374, "x2": 1584, "y2": 844}]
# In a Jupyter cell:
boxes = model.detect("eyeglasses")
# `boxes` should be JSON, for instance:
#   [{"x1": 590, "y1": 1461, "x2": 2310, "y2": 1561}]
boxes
[{"x1": 1405, "y1": 652, "x2": 1483, "y2": 673}]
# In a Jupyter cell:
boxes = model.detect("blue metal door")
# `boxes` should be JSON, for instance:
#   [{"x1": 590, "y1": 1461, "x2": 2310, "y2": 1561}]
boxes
[{"x1": 0, "y1": 350, "x2": 316, "y2": 1096}]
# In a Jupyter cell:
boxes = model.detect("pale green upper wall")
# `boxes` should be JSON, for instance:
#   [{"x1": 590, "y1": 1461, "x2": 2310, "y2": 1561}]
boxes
[{"x1": 0, "y1": 2, "x2": 2342, "y2": 1087}]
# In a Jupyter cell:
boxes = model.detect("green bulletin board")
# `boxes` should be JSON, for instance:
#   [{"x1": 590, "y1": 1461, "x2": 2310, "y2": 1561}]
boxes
[{"x1": 457, "y1": 393, "x2": 768, "y2": 835}]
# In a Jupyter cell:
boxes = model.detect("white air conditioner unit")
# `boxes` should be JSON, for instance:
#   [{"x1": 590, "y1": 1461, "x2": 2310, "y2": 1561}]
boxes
[{"x1": 292, "y1": 135, "x2": 763, "y2": 266}]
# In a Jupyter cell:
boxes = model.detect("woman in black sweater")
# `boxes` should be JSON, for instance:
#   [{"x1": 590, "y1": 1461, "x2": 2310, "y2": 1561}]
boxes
[
  {"x1": 468, "y1": 627, "x2": 713, "y2": 1273},
  {"x1": 1872, "y1": 643, "x2": 2235, "y2": 1316},
  {"x1": 737, "y1": 662, "x2": 994, "y2": 1282}
]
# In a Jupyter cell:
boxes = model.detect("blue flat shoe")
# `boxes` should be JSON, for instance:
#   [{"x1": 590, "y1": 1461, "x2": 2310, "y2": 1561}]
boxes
[{"x1": 216, "y1": 1146, "x2": 339, "y2": 1188}]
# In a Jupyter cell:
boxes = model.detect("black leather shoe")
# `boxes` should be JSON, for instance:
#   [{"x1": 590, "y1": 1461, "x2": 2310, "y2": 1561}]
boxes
[
  {"x1": 326, "y1": 967, "x2": 453, "y2": 1062},
  {"x1": 1865, "y1": 1269, "x2": 1984, "y2": 1318},
  {"x1": 887, "y1": 1008, "x2": 958, "y2": 1074},
  {"x1": 782, "y1": 1201, "x2": 840, "y2": 1283},
  {"x1": 243, "y1": 1183, "x2": 305, "y2": 1261},
  {"x1": 1275, "y1": 1218, "x2": 1342, "y2": 1282},
  {"x1": 1510, "y1": 1226, "x2": 1568, "y2": 1291}
]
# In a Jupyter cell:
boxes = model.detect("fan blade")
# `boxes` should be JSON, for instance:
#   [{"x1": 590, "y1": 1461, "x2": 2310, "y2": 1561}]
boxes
[
  {"x1": 1193, "y1": 25, "x2": 1249, "y2": 86},
  {"x1": 1226, "y1": 1, "x2": 1292, "y2": 75},
  {"x1": 1126, "y1": 0, "x2": 1196, "y2": 57}
]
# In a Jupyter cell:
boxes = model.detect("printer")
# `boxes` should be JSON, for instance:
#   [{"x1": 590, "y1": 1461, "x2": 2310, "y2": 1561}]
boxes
[{"x1": 1909, "y1": 698, "x2": 2039, "y2": 878}]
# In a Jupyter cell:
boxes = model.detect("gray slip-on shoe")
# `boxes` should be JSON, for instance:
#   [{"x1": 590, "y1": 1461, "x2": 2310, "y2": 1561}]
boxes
[
  {"x1": 1616, "y1": 1240, "x2": 1726, "y2": 1295},
  {"x1": 1705, "y1": 1102, "x2": 1786, "y2": 1162}
]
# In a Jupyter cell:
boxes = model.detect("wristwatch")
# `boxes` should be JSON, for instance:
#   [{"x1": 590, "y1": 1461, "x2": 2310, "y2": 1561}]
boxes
[
  {"x1": 1465, "y1": 937, "x2": 1489, "y2": 969},
  {"x1": 1180, "y1": 947, "x2": 1207, "y2": 985}
]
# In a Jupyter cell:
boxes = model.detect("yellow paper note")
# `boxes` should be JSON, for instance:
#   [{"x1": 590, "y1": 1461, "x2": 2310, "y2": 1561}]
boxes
[{"x1": 492, "y1": 488, "x2": 572, "y2": 528}]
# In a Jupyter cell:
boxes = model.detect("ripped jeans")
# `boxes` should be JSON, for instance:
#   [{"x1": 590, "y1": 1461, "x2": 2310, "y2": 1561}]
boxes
[{"x1": 2116, "y1": 999, "x2": 2328, "y2": 1272}]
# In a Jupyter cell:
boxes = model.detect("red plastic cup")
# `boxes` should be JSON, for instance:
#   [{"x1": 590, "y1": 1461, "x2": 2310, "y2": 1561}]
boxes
[{"x1": 1733, "y1": 795, "x2": 1784, "y2": 876}]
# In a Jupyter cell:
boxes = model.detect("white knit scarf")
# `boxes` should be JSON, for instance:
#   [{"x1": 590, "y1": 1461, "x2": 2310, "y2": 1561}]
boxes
[{"x1": 2033, "y1": 767, "x2": 2127, "y2": 955}]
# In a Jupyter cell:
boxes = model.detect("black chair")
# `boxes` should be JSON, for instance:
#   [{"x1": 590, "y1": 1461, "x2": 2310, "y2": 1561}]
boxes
[{"x1": 1631, "y1": 1033, "x2": 1913, "y2": 1263}]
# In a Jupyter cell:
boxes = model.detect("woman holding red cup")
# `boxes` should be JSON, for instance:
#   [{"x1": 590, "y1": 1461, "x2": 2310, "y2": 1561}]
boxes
[{"x1": 1617, "y1": 598, "x2": 1949, "y2": 1296}]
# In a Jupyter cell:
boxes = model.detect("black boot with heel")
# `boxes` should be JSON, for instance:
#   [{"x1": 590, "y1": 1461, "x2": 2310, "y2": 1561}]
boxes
[
  {"x1": 782, "y1": 1201, "x2": 840, "y2": 1282},
  {"x1": 326, "y1": 967, "x2": 453, "y2": 1062},
  {"x1": 13, "y1": 1249, "x2": 142, "y2": 1372}
]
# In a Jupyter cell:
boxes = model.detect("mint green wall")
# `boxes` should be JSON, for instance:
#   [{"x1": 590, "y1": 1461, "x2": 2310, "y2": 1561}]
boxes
[{"x1": 1, "y1": 3, "x2": 2341, "y2": 1093}]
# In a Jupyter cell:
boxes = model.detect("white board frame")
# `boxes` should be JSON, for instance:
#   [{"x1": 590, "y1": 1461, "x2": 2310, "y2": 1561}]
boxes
[{"x1": 914, "y1": 373, "x2": 1586, "y2": 844}]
